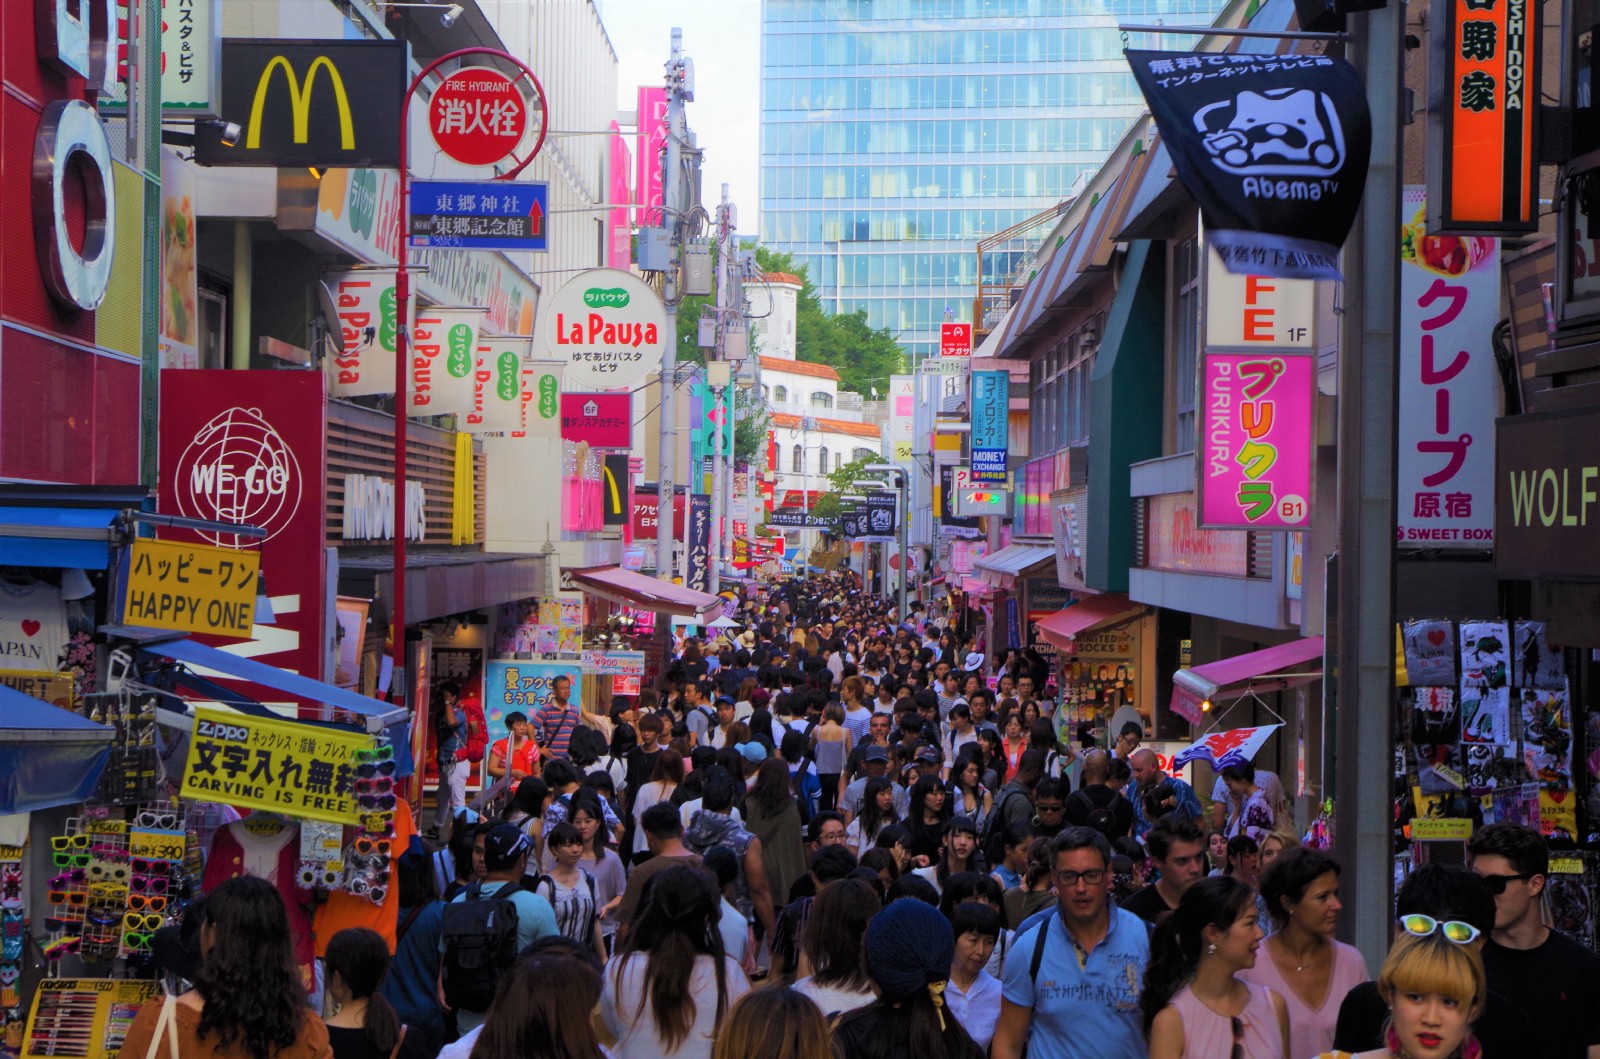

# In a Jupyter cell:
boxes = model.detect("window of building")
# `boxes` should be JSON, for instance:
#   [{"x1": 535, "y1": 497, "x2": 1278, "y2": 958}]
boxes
[
  {"x1": 1171, "y1": 235, "x2": 1202, "y2": 453},
  {"x1": 853, "y1": 446, "x2": 876, "y2": 463},
  {"x1": 835, "y1": 452, "x2": 843, "y2": 472},
  {"x1": 818, "y1": 445, "x2": 830, "y2": 474},
  {"x1": 792, "y1": 444, "x2": 804, "y2": 472},
  {"x1": 775, "y1": 384, "x2": 789, "y2": 403},
  {"x1": 812, "y1": 391, "x2": 833, "y2": 408}
]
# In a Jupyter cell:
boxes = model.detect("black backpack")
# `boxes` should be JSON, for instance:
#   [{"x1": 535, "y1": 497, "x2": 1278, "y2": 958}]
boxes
[
  {"x1": 983, "y1": 787, "x2": 1029, "y2": 867},
  {"x1": 1068, "y1": 786, "x2": 1123, "y2": 837},
  {"x1": 439, "y1": 881, "x2": 523, "y2": 1012}
]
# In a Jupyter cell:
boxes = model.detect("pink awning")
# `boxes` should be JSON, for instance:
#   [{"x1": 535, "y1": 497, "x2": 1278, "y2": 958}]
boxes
[
  {"x1": 1035, "y1": 594, "x2": 1145, "y2": 654},
  {"x1": 1170, "y1": 637, "x2": 1324, "y2": 722},
  {"x1": 564, "y1": 566, "x2": 724, "y2": 621}
]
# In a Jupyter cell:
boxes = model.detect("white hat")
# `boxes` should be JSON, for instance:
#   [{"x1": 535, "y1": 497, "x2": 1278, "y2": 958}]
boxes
[{"x1": 963, "y1": 651, "x2": 985, "y2": 672}]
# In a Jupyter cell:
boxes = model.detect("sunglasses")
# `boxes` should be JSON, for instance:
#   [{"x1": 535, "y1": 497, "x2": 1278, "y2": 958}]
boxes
[
  {"x1": 355, "y1": 777, "x2": 393, "y2": 796},
  {"x1": 1398, "y1": 914, "x2": 1482, "y2": 945},
  {"x1": 132, "y1": 858, "x2": 172, "y2": 875},
  {"x1": 52, "y1": 852, "x2": 90, "y2": 868},
  {"x1": 51, "y1": 836, "x2": 89, "y2": 852},
  {"x1": 122, "y1": 912, "x2": 162, "y2": 931},
  {"x1": 128, "y1": 893, "x2": 167, "y2": 913},
  {"x1": 1478, "y1": 872, "x2": 1535, "y2": 896},
  {"x1": 354, "y1": 744, "x2": 394, "y2": 763},
  {"x1": 88, "y1": 863, "x2": 129, "y2": 882},
  {"x1": 48, "y1": 891, "x2": 86, "y2": 907},
  {"x1": 357, "y1": 793, "x2": 396, "y2": 810},
  {"x1": 49, "y1": 870, "x2": 85, "y2": 888},
  {"x1": 356, "y1": 760, "x2": 396, "y2": 778},
  {"x1": 131, "y1": 875, "x2": 169, "y2": 894},
  {"x1": 89, "y1": 882, "x2": 128, "y2": 899},
  {"x1": 298, "y1": 867, "x2": 343, "y2": 888},
  {"x1": 354, "y1": 837, "x2": 392, "y2": 856},
  {"x1": 121, "y1": 932, "x2": 153, "y2": 951},
  {"x1": 136, "y1": 810, "x2": 179, "y2": 830}
]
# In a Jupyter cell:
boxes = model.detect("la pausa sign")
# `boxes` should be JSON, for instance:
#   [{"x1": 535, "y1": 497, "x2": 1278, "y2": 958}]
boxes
[{"x1": 544, "y1": 268, "x2": 666, "y2": 390}]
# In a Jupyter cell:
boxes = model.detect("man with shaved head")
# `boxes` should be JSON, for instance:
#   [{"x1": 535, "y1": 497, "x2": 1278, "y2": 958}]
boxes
[{"x1": 1128, "y1": 746, "x2": 1202, "y2": 840}]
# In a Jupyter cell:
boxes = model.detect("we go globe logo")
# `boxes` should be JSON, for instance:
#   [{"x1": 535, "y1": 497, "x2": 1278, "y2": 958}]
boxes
[
  {"x1": 583, "y1": 287, "x2": 630, "y2": 309},
  {"x1": 174, "y1": 407, "x2": 303, "y2": 546}
]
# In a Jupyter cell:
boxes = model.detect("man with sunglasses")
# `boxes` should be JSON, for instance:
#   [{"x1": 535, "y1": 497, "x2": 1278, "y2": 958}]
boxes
[
  {"x1": 1468, "y1": 822, "x2": 1600, "y2": 1058},
  {"x1": 991, "y1": 826, "x2": 1148, "y2": 1059},
  {"x1": 1333, "y1": 863, "x2": 1538, "y2": 1056}
]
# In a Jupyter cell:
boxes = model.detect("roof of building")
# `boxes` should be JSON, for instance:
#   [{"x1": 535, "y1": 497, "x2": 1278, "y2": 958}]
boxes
[
  {"x1": 758, "y1": 356, "x2": 840, "y2": 381},
  {"x1": 770, "y1": 412, "x2": 883, "y2": 441},
  {"x1": 758, "y1": 272, "x2": 805, "y2": 287}
]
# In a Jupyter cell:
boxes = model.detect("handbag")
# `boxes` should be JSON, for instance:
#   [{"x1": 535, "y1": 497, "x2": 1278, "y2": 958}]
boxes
[
  {"x1": 388, "y1": 1025, "x2": 409, "y2": 1059},
  {"x1": 143, "y1": 994, "x2": 180, "y2": 1059}
]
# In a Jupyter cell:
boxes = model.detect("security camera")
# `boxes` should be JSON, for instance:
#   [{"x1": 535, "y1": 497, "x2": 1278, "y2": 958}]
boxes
[
  {"x1": 440, "y1": 3, "x2": 463, "y2": 26},
  {"x1": 219, "y1": 121, "x2": 241, "y2": 147}
]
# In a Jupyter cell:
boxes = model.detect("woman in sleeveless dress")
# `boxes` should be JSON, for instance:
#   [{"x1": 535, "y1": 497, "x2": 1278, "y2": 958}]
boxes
[{"x1": 1140, "y1": 876, "x2": 1290, "y2": 1059}]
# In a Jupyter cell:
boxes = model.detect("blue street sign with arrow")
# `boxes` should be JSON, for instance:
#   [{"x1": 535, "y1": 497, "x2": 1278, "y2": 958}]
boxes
[{"x1": 408, "y1": 179, "x2": 548, "y2": 252}]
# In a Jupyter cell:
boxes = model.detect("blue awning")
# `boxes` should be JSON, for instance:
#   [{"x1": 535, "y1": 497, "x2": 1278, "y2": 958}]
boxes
[
  {"x1": 0, "y1": 684, "x2": 113, "y2": 814},
  {"x1": 138, "y1": 637, "x2": 413, "y2": 777},
  {"x1": 0, "y1": 507, "x2": 122, "y2": 569}
]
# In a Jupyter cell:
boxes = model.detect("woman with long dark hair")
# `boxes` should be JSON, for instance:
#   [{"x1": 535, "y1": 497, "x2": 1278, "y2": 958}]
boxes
[
  {"x1": 832, "y1": 896, "x2": 983, "y2": 1059},
  {"x1": 467, "y1": 949, "x2": 608, "y2": 1059},
  {"x1": 1141, "y1": 876, "x2": 1289, "y2": 1059},
  {"x1": 905, "y1": 774, "x2": 952, "y2": 867},
  {"x1": 630, "y1": 750, "x2": 684, "y2": 863},
  {"x1": 324, "y1": 927, "x2": 429, "y2": 1059},
  {"x1": 602, "y1": 866, "x2": 750, "y2": 1059},
  {"x1": 121, "y1": 876, "x2": 332, "y2": 1059},
  {"x1": 947, "y1": 749, "x2": 993, "y2": 834},
  {"x1": 914, "y1": 816, "x2": 982, "y2": 895},
  {"x1": 846, "y1": 776, "x2": 900, "y2": 857},
  {"x1": 743, "y1": 757, "x2": 807, "y2": 911},
  {"x1": 793, "y1": 877, "x2": 881, "y2": 1018}
]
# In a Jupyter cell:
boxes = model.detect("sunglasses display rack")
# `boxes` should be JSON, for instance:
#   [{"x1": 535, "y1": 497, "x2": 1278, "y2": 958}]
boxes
[
  {"x1": 2, "y1": 842, "x2": 24, "y2": 1052},
  {"x1": 342, "y1": 741, "x2": 397, "y2": 906}
]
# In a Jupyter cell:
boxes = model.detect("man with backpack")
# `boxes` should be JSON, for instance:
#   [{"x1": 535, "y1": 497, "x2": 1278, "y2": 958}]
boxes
[
  {"x1": 682, "y1": 680, "x2": 718, "y2": 746},
  {"x1": 1064, "y1": 749, "x2": 1134, "y2": 840},
  {"x1": 983, "y1": 749, "x2": 1046, "y2": 868},
  {"x1": 437, "y1": 824, "x2": 557, "y2": 1033}
]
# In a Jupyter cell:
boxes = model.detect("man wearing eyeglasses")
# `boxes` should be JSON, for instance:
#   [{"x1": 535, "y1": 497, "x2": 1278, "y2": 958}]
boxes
[
  {"x1": 1468, "y1": 822, "x2": 1600, "y2": 1058},
  {"x1": 991, "y1": 826, "x2": 1149, "y2": 1059}
]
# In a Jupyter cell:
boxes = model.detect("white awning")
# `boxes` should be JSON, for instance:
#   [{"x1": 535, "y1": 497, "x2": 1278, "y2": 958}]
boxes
[{"x1": 974, "y1": 544, "x2": 1055, "y2": 587}]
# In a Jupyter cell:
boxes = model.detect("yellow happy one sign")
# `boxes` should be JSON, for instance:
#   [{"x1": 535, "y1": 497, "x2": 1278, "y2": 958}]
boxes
[{"x1": 121, "y1": 538, "x2": 260, "y2": 636}]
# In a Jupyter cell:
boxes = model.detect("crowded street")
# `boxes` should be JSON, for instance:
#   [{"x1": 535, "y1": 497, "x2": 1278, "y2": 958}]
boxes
[{"x1": 0, "y1": 0, "x2": 1594, "y2": 1057}]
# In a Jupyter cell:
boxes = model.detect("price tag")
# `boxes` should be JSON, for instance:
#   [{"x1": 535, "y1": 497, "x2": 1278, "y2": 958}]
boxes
[
  {"x1": 128, "y1": 828, "x2": 185, "y2": 863},
  {"x1": 86, "y1": 819, "x2": 127, "y2": 836},
  {"x1": 1550, "y1": 856, "x2": 1585, "y2": 875},
  {"x1": 1409, "y1": 818, "x2": 1473, "y2": 841}
]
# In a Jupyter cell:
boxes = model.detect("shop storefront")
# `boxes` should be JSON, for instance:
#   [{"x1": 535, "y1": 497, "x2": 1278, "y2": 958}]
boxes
[{"x1": 1034, "y1": 594, "x2": 1156, "y2": 738}]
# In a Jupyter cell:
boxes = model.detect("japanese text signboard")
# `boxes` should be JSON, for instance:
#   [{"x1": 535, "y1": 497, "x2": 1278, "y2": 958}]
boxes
[
  {"x1": 940, "y1": 322, "x2": 972, "y2": 357},
  {"x1": 408, "y1": 180, "x2": 548, "y2": 253},
  {"x1": 1398, "y1": 186, "x2": 1499, "y2": 546},
  {"x1": 180, "y1": 706, "x2": 377, "y2": 824},
  {"x1": 1126, "y1": 50, "x2": 1372, "y2": 279},
  {"x1": 686, "y1": 495, "x2": 712, "y2": 592},
  {"x1": 635, "y1": 87, "x2": 668, "y2": 225},
  {"x1": 1429, "y1": 0, "x2": 1538, "y2": 231},
  {"x1": 409, "y1": 307, "x2": 481, "y2": 417},
  {"x1": 1204, "y1": 247, "x2": 1317, "y2": 350},
  {"x1": 325, "y1": 270, "x2": 408, "y2": 398},
  {"x1": 105, "y1": 0, "x2": 222, "y2": 117},
  {"x1": 484, "y1": 660, "x2": 582, "y2": 727},
  {"x1": 117, "y1": 538, "x2": 260, "y2": 637},
  {"x1": 543, "y1": 268, "x2": 667, "y2": 389},
  {"x1": 1198, "y1": 351, "x2": 1315, "y2": 530},
  {"x1": 464, "y1": 337, "x2": 533, "y2": 434},
  {"x1": 428, "y1": 67, "x2": 530, "y2": 167},
  {"x1": 970, "y1": 369, "x2": 1009, "y2": 483},
  {"x1": 560, "y1": 392, "x2": 632, "y2": 448}
]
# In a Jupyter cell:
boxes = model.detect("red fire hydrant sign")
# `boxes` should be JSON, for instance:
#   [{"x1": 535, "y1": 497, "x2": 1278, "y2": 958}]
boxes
[{"x1": 429, "y1": 67, "x2": 532, "y2": 167}]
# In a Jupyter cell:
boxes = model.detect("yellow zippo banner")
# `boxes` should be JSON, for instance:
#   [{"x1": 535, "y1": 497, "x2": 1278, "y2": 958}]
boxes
[
  {"x1": 119, "y1": 537, "x2": 260, "y2": 637},
  {"x1": 180, "y1": 706, "x2": 376, "y2": 824}
]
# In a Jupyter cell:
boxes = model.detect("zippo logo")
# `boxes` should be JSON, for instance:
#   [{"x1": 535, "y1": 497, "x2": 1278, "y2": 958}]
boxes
[
  {"x1": 1195, "y1": 89, "x2": 1346, "y2": 178},
  {"x1": 197, "y1": 719, "x2": 252, "y2": 743}
]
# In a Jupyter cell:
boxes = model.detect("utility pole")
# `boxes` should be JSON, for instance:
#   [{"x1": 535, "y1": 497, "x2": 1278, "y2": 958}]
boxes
[
  {"x1": 1333, "y1": 1, "x2": 1403, "y2": 969},
  {"x1": 655, "y1": 29, "x2": 689, "y2": 582},
  {"x1": 709, "y1": 183, "x2": 734, "y2": 594}
]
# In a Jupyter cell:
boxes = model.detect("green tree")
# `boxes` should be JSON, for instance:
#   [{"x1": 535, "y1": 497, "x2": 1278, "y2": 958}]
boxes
[
  {"x1": 810, "y1": 456, "x2": 879, "y2": 520},
  {"x1": 753, "y1": 247, "x2": 907, "y2": 397}
]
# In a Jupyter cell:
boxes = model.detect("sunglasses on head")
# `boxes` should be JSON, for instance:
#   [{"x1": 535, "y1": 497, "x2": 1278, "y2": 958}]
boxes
[
  {"x1": 1478, "y1": 872, "x2": 1536, "y2": 896},
  {"x1": 1399, "y1": 914, "x2": 1482, "y2": 945}
]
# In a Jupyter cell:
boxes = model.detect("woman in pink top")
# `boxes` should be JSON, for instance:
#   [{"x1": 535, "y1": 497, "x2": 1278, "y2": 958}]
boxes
[
  {"x1": 1142, "y1": 876, "x2": 1290, "y2": 1058},
  {"x1": 1239, "y1": 848, "x2": 1370, "y2": 1059}
]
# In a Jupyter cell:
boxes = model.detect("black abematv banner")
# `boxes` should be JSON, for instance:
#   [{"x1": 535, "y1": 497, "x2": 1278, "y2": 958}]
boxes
[
  {"x1": 1126, "y1": 50, "x2": 1371, "y2": 280},
  {"x1": 768, "y1": 509, "x2": 835, "y2": 529},
  {"x1": 197, "y1": 39, "x2": 406, "y2": 167},
  {"x1": 840, "y1": 501, "x2": 865, "y2": 539}
]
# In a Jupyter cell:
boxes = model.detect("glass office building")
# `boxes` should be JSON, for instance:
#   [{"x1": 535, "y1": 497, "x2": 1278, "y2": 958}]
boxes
[{"x1": 759, "y1": 0, "x2": 1223, "y2": 362}]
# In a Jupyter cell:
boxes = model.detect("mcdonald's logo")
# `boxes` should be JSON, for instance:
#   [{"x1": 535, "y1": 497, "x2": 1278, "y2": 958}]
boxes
[
  {"x1": 197, "y1": 39, "x2": 404, "y2": 168},
  {"x1": 602, "y1": 454, "x2": 630, "y2": 526}
]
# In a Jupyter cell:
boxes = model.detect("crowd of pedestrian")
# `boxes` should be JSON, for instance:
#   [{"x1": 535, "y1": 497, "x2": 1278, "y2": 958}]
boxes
[{"x1": 112, "y1": 571, "x2": 1600, "y2": 1059}]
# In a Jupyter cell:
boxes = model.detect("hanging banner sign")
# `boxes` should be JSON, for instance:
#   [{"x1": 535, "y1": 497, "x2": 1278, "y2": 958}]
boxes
[
  {"x1": 1172, "y1": 723, "x2": 1283, "y2": 771},
  {"x1": 560, "y1": 392, "x2": 633, "y2": 448},
  {"x1": 940, "y1": 322, "x2": 972, "y2": 357},
  {"x1": 465, "y1": 337, "x2": 534, "y2": 433},
  {"x1": 1397, "y1": 186, "x2": 1499, "y2": 546},
  {"x1": 1197, "y1": 351, "x2": 1315, "y2": 529},
  {"x1": 325, "y1": 269, "x2": 407, "y2": 397},
  {"x1": 970, "y1": 369, "x2": 1010, "y2": 483},
  {"x1": 686, "y1": 495, "x2": 712, "y2": 593},
  {"x1": 767, "y1": 509, "x2": 835, "y2": 529},
  {"x1": 544, "y1": 268, "x2": 667, "y2": 389},
  {"x1": 1429, "y1": 0, "x2": 1538, "y2": 231},
  {"x1": 514, "y1": 357, "x2": 563, "y2": 440},
  {"x1": 861, "y1": 493, "x2": 899, "y2": 542},
  {"x1": 117, "y1": 538, "x2": 261, "y2": 637},
  {"x1": 409, "y1": 307, "x2": 482, "y2": 417},
  {"x1": 180, "y1": 706, "x2": 376, "y2": 824},
  {"x1": 840, "y1": 500, "x2": 866, "y2": 538},
  {"x1": 1126, "y1": 50, "x2": 1372, "y2": 279}
]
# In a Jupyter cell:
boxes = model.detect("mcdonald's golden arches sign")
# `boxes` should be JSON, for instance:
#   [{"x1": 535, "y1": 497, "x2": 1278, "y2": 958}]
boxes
[{"x1": 196, "y1": 40, "x2": 405, "y2": 167}]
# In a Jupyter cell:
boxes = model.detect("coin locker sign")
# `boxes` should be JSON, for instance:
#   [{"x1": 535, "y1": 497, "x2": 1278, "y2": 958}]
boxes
[
  {"x1": 118, "y1": 538, "x2": 260, "y2": 637},
  {"x1": 180, "y1": 706, "x2": 376, "y2": 824}
]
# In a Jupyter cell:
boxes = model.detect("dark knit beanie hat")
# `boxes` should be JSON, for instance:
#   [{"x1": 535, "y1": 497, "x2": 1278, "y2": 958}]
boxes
[{"x1": 865, "y1": 896, "x2": 955, "y2": 1001}]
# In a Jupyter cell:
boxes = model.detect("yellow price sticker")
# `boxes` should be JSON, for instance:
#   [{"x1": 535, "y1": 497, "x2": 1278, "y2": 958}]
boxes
[
  {"x1": 1409, "y1": 818, "x2": 1474, "y2": 841},
  {"x1": 128, "y1": 829, "x2": 186, "y2": 863},
  {"x1": 1551, "y1": 856, "x2": 1585, "y2": 875}
]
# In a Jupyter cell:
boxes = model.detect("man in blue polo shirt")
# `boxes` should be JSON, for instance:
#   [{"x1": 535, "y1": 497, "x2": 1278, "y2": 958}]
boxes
[{"x1": 991, "y1": 826, "x2": 1148, "y2": 1059}]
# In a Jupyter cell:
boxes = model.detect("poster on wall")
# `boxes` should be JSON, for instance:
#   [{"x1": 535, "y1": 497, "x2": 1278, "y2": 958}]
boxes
[
  {"x1": 484, "y1": 659, "x2": 583, "y2": 727},
  {"x1": 159, "y1": 148, "x2": 199, "y2": 369},
  {"x1": 1396, "y1": 186, "x2": 1498, "y2": 548}
]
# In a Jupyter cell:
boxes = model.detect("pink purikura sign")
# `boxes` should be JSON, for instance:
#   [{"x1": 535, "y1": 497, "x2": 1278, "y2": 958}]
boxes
[
  {"x1": 608, "y1": 122, "x2": 632, "y2": 269},
  {"x1": 1197, "y1": 352, "x2": 1314, "y2": 530},
  {"x1": 635, "y1": 87, "x2": 668, "y2": 226}
]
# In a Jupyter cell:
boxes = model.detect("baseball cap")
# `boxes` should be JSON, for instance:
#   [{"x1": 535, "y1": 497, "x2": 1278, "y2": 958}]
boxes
[
  {"x1": 482, "y1": 823, "x2": 531, "y2": 871},
  {"x1": 735, "y1": 741, "x2": 768, "y2": 764},
  {"x1": 715, "y1": 695, "x2": 736, "y2": 707},
  {"x1": 914, "y1": 745, "x2": 941, "y2": 765},
  {"x1": 862, "y1": 745, "x2": 889, "y2": 763}
]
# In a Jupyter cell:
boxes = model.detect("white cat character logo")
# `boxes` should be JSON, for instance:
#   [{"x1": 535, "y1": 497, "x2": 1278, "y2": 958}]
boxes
[{"x1": 1194, "y1": 88, "x2": 1346, "y2": 178}]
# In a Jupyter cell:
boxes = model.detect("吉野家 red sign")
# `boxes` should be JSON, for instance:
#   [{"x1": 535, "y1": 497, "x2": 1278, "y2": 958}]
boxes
[
  {"x1": 940, "y1": 322, "x2": 972, "y2": 357},
  {"x1": 1432, "y1": 0, "x2": 1538, "y2": 232},
  {"x1": 429, "y1": 67, "x2": 530, "y2": 167}
]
